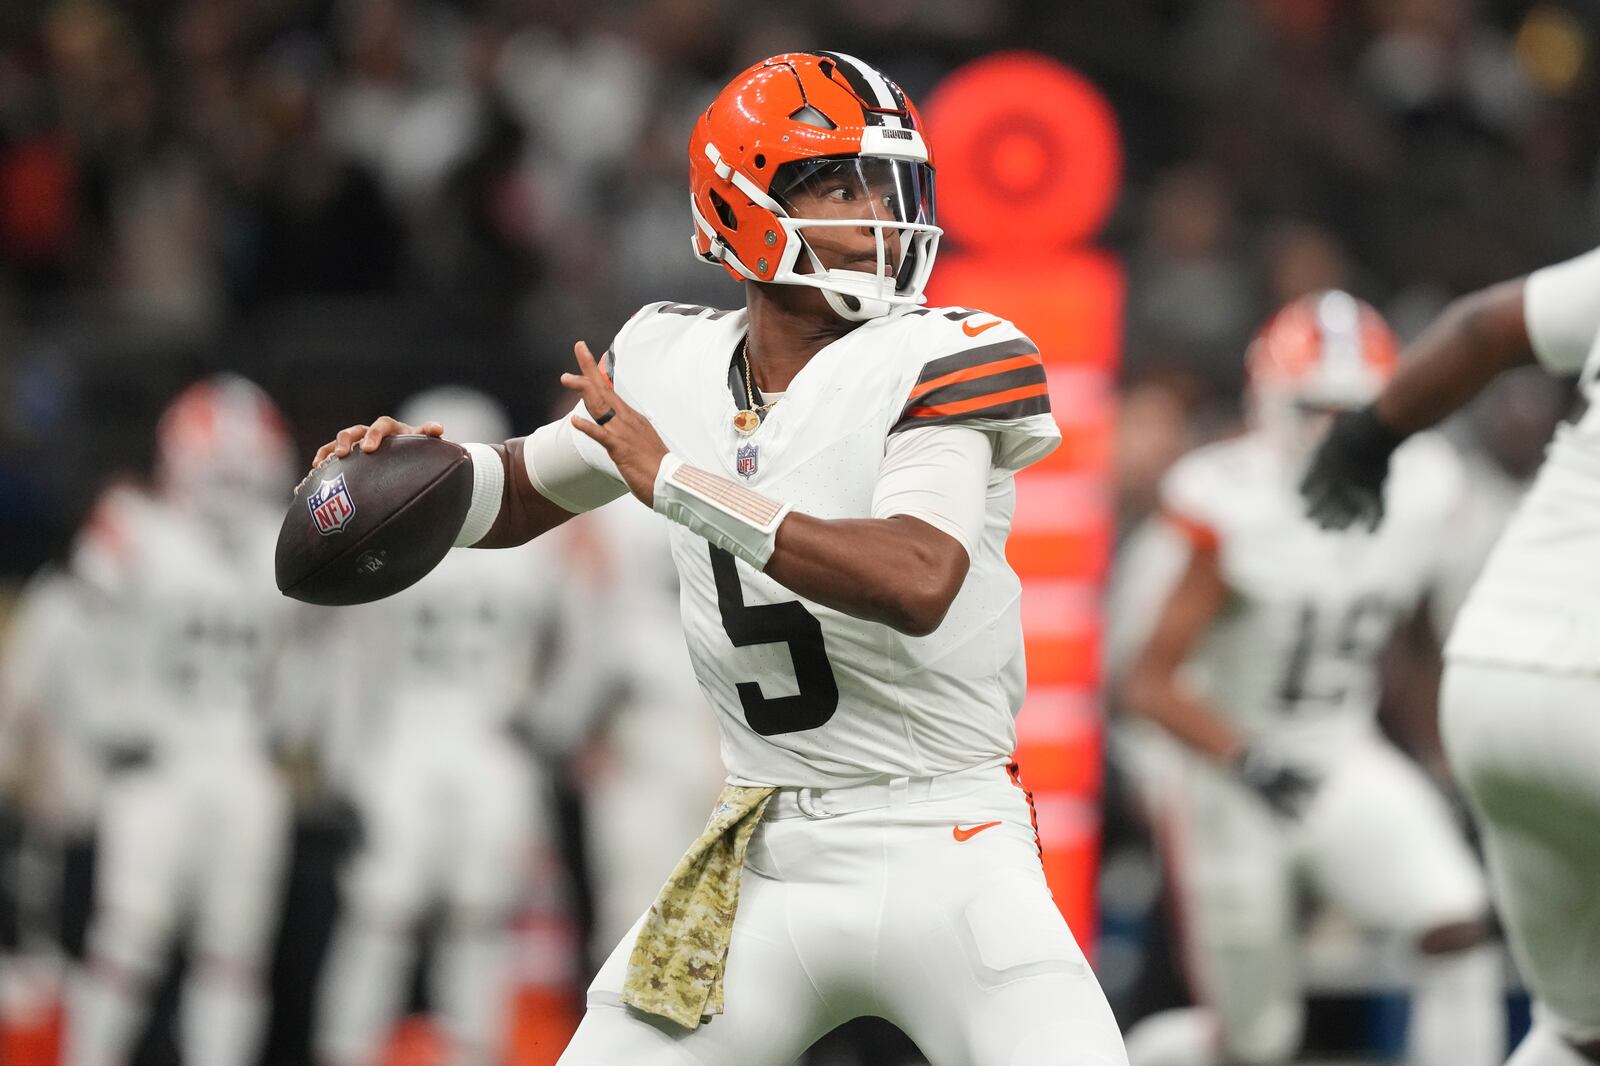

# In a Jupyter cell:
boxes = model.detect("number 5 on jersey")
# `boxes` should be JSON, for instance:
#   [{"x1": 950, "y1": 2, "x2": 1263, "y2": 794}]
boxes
[{"x1": 709, "y1": 546, "x2": 840, "y2": 736}]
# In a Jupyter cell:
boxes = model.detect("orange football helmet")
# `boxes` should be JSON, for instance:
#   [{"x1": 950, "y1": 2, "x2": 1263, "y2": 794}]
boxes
[
  {"x1": 156, "y1": 373, "x2": 293, "y2": 512},
  {"x1": 1246, "y1": 290, "x2": 1399, "y2": 459},
  {"x1": 689, "y1": 52, "x2": 941, "y2": 321}
]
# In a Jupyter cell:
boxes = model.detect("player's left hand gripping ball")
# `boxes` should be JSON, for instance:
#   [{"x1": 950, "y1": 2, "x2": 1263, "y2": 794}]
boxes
[
  {"x1": 563, "y1": 340, "x2": 669, "y2": 506},
  {"x1": 275, "y1": 433, "x2": 474, "y2": 606}
]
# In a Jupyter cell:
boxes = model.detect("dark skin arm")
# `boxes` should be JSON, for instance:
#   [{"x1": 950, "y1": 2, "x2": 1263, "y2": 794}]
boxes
[
  {"x1": 762, "y1": 515, "x2": 968, "y2": 637},
  {"x1": 314, "y1": 342, "x2": 970, "y2": 636},
  {"x1": 1373, "y1": 279, "x2": 1536, "y2": 433},
  {"x1": 1120, "y1": 539, "x2": 1247, "y2": 764},
  {"x1": 314, "y1": 423, "x2": 578, "y2": 546}
]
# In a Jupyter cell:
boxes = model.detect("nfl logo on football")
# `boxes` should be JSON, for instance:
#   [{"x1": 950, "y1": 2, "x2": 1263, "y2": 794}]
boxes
[
  {"x1": 736, "y1": 443, "x2": 758, "y2": 479},
  {"x1": 307, "y1": 474, "x2": 357, "y2": 535}
]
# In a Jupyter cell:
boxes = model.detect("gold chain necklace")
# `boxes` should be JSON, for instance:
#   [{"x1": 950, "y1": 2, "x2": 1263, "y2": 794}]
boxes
[{"x1": 733, "y1": 336, "x2": 780, "y2": 435}]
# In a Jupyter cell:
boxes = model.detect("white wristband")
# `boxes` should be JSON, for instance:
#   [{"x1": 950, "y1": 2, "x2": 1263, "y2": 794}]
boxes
[
  {"x1": 652, "y1": 453, "x2": 792, "y2": 570},
  {"x1": 454, "y1": 443, "x2": 506, "y2": 547}
]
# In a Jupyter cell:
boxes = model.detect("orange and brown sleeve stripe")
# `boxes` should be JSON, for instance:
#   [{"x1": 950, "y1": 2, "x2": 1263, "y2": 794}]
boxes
[{"x1": 890, "y1": 338, "x2": 1049, "y2": 432}]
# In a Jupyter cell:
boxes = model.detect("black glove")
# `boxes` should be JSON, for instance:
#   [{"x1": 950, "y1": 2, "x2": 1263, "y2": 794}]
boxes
[
  {"x1": 1234, "y1": 746, "x2": 1320, "y2": 819},
  {"x1": 1299, "y1": 404, "x2": 1409, "y2": 532}
]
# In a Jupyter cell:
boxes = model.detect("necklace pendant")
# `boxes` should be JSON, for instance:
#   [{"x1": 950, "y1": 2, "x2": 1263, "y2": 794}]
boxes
[{"x1": 732, "y1": 409, "x2": 760, "y2": 436}]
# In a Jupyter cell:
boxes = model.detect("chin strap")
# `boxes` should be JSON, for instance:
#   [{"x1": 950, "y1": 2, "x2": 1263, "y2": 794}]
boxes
[
  {"x1": 797, "y1": 244, "x2": 893, "y2": 322},
  {"x1": 820, "y1": 286, "x2": 891, "y2": 322}
]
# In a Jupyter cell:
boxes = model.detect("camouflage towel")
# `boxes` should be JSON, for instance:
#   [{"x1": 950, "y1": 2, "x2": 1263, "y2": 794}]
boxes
[{"x1": 621, "y1": 784, "x2": 776, "y2": 1029}]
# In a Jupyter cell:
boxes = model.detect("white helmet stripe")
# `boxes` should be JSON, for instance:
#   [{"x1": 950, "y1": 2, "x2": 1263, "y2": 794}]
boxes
[
  {"x1": 1315, "y1": 290, "x2": 1363, "y2": 376},
  {"x1": 820, "y1": 51, "x2": 905, "y2": 130}
]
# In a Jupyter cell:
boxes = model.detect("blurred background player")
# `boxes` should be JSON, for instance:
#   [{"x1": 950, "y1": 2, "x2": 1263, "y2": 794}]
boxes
[
  {"x1": 1302, "y1": 246, "x2": 1600, "y2": 1066},
  {"x1": 1112, "y1": 292, "x2": 1501, "y2": 1066},
  {"x1": 63, "y1": 375, "x2": 302, "y2": 1066},
  {"x1": 562, "y1": 500, "x2": 723, "y2": 963},
  {"x1": 314, "y1": 386, "x2": 576, "y2": 1066},
  {"x1": 0, "y1": 538, "x2": 112, "y2": 1058}
]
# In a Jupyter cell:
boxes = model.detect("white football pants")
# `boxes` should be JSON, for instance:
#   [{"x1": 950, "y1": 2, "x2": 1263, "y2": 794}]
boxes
[
  {"x1": 64, "y1": 749, "x2": 288, "y2": 1066},
  {"x1": 1443, "y1": 662, "x2": 1600, "y2": 1050},
  {"x1": 1142, "y1": 734, "x2": 1492, "y2": 1065},
  {"x1": 559, "y1": 761, "x2": 1128, "y2": 1066},
  {"x1": 316, "y1": 724, "x2": 538, "y2": 1066}
]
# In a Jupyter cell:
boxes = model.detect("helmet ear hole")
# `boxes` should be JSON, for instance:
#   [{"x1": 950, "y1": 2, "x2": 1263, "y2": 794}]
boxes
[{"x1": 708, "y1": 189, "x2": 738, "y2": 230}]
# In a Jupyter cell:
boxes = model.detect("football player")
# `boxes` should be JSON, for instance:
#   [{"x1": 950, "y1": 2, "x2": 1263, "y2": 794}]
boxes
[
  {"x1": 1302, "y1": 247, "x2": 1600, "y2": 1066},
  {"x1": 63, "y1": 376, "x2": 301, "y2": 1066},
  {"x1": 314, "y1": 387, "x2": 568, "y2": 1066},
  {"x1": 311, "y1": 52, "x2": 1128, "y2": 1066},
  {"x1": 1114, "y1": 292, "x2": 1501, "y2": 1066}
]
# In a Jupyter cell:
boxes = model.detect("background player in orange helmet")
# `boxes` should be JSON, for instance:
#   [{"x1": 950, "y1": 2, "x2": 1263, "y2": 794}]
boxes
[
  {"x1": 1111, "y1": 292, "x2": 1501, "y2": 1066},
  {"x1": 64, "y1": 376, "x2": 309, "y2": 1066},
  {"x1": 311, "y1": 52, "x2": 1128, "y2": 1066}
]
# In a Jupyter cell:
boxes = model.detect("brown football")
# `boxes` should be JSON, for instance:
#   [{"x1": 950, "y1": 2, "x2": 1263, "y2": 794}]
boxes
[{"x1": 275, "y1": 435, "x2": 474, "y2": 606}]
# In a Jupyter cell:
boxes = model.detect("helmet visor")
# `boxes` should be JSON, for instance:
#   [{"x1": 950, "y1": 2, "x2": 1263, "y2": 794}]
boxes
[{"x1": 772, "y1": 155, "x2": 935, "y2": 225}]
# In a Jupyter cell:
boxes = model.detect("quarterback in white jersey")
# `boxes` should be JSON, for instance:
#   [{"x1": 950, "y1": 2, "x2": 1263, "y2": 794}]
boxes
[
  {"x1": 315, "y1": 388, "x2": 571, "y2": 1066},
  {"x1": 64, "y1": 376, "x2": 301, "y2": 1066},
  {"x1": 1303, "y1": 247, "x2": 1600, "y2": 1066},
  {"x1": 314, "y1": 52, "x2": 1126, "y2": 1066},
  {"x1": 1117, "y1": 293, "x2": 1499, "y2": 1066}
]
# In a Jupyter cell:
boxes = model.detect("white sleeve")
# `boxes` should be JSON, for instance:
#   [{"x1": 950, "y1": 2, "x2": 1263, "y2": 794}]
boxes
[
  {"x1": 1523, "y1": 246, "x2": 1600, "y2": 374},
  {"x1": 871, "y1": 424, "x2": 992, "y2": 555},
  {"x1": 522, "y1": 403, "x2": 630, "y2": 514}
]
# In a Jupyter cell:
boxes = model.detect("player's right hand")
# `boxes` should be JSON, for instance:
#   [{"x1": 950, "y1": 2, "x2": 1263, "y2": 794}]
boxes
[
  {"x1": 1299, "y1": 405, "x2": 1406, "y2": 532},
  {"x1": 311, "y1": 415, "x2": 444, "y2": 470},
  {"x1": 1234, "y1": 746, "x2": 1320, "y2": 819}
]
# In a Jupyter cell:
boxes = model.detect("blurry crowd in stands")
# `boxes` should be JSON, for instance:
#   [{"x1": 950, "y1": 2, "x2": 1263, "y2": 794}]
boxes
[
  {"x1": 2, "y1": 0, "x2": 1600, "y2": 560},
  {"x1": 0, "y1": 2, "x2": 1598, "y2": 1061}
]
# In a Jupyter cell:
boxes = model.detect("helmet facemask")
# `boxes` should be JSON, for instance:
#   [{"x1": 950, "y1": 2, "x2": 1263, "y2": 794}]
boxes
[
  {"x1": 691, "y1": 146, "x2": 941, "y2": 322},
  {"x1": 766, "y1": 155, "x2": 939, "y2": 321}
]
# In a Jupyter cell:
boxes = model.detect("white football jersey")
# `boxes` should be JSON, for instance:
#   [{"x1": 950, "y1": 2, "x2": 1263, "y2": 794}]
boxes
[
  {"x1": 1446, "y1": 245, "x2": 1600, "y2": 672},
  {"x1": 576, "y1": 301, "x2": 1059, "y2": 788},
  {"x1": 1155, "y1": 431, "x2": 1465, "y2": 765},
  {"x1": 75, "y1": 489, "x2": 297, "y2": 757},
  {"x1": 342, "y1": 540, "x2": 565, "y2": 736}
]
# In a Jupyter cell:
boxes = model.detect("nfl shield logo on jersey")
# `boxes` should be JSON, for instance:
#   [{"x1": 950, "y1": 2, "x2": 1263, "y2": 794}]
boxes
[
  {"x1": 307, "y1": 474, "x2": 356, "y2": 535},
  {"x1": 736, "y1": 443, "x2": 759, "y2": 479}
]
